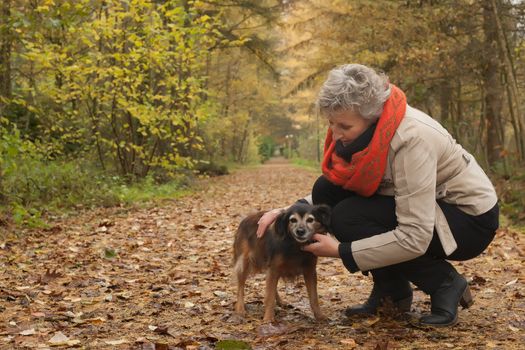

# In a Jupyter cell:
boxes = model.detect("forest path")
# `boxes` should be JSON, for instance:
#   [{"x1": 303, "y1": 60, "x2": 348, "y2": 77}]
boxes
[{"x1": 1, "y1": 161, "x2": 524, "y2": 349}]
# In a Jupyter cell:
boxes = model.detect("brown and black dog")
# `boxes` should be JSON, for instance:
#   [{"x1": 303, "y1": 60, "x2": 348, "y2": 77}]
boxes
[{"x1": 233, "y1": 203, "x2": 331, "y2": 322}]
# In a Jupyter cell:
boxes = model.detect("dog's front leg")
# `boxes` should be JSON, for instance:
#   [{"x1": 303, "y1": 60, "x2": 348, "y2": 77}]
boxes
[
  {"x1": 303, "y1": 262, "x2": 326, "y2": 321},
  {"x1": 234, "y1": 256, "x2": 249, "y2": 317},
  {"x1": 263, "y1": 269, "x2": 280, "y2": 322}
]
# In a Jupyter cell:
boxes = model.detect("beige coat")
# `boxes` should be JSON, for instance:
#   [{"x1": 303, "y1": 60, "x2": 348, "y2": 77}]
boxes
[
  {"x1": 352, "y1": 105, "x2": 497, "y2": 271},
  {"x1": 307, "y1": 105, "x2": 498, "y2": 272}
]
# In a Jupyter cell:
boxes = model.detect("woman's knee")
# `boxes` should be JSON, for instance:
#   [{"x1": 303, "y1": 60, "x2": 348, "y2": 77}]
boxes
[
  {"x1": 312, "y1": 176, "x2": 353, "y2": 206},
  {"x1": 330, "y1": 195, "x2": 397, "y2": 242},
  {"x1": 330, "y1": 197, "x2": 366, "y2": 241}
]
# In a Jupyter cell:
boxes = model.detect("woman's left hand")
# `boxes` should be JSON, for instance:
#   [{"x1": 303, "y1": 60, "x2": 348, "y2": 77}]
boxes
[{"x1": 302, "y1": 234, "x2": 340, "y2": 258}]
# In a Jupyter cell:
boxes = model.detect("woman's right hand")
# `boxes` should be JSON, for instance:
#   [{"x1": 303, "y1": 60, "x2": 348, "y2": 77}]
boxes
[{"x1": 256, "y1": 208, "x2": 284, "y2": 238}]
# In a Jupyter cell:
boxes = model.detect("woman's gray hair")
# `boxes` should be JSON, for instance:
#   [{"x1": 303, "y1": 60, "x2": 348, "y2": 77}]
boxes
[{"x1": 317, "y1": 64, "x2": 391, "y2": 120}]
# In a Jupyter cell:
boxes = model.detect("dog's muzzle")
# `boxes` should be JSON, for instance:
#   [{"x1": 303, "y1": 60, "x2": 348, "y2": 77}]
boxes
[{"x1": 293, "y1": 228, "x2": 314, "y2": 244}]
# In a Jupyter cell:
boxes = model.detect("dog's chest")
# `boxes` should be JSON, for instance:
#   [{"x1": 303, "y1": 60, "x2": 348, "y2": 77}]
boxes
[{"x1": 271, "y1": 248, "x2": 315, "y2": 278}]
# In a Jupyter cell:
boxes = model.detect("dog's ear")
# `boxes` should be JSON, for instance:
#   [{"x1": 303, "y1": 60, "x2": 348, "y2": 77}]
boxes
[
  {"x1": 273, "y1": 209, "x2": 290, "y2": 237},
  {"x1": 313, "y1": 204, "x2": 331, "y2": 231}
]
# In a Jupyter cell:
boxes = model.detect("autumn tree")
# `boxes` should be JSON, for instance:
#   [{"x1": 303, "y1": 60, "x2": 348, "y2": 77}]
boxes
[
  {"x1": 0, "y1": 0, "x2": 12, "y2": 110},
  {"x1": 277, "y1": 0, "x2": 525, "y2": 170},
  {"x1": 198, "y1": 0, "x2": 285, "y2": 163}
]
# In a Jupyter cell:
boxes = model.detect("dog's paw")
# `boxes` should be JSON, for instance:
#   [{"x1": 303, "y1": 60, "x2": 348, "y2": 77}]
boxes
[
  {"x1": 314, "y1": 313, "x2": 327, "y2": 322},
  {"x1": 262, "y1": 314, "x2": 276, "y2": 323},
  {"x1": 234, "y1": 303, "x2": 246, "y2": 316}
]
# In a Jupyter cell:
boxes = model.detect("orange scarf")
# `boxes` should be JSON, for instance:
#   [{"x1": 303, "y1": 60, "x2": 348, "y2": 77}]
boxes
[{"x1": 321, "y1": 85, "x2": 406, "y2": 197}]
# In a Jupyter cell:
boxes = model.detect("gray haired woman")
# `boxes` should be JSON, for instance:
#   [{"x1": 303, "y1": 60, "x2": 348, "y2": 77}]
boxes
[{"x1": 257, "y1": 63, "x2": 499, "y2": 327}]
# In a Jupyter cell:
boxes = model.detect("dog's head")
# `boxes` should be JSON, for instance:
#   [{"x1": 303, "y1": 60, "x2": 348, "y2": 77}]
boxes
[{"x1": 274, "y1": 203, "x2": 331, "y2": 244}]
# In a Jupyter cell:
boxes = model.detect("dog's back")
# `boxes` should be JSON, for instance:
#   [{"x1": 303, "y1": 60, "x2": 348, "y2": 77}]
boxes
[{"x1": 233, "y1": 210, "x2": 314, "y2": 278}]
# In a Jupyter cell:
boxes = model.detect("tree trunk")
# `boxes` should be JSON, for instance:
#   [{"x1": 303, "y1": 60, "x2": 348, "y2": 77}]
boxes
[
  {"x1": 439, "y1": 80, "x2": 451, "y2": 126},
  {"x1": 0, "y1": 0, "x2": 12, "y2": 113},
  {"x1": 237, "y1": 118, "x2": 250, "y2": 163},
  {"x1": 482, "y1": 0, "x2": 504, "y2": 166},
  {"x1": 490, "y1": 0, "x2": 525, "y2": 161}
]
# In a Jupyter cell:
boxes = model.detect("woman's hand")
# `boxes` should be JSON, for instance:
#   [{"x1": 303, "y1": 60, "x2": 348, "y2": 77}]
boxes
[
  {"x1": 302, "y1": 234, "x2": 340, "y2": 258},
  {"x1": 256, "y1": 208, "x2": 284, "y2": 238}
]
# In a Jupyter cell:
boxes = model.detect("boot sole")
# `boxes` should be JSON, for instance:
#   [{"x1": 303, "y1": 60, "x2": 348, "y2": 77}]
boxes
[{"x1": 418, "y1": 314, "x2": 458, "y2": 328}]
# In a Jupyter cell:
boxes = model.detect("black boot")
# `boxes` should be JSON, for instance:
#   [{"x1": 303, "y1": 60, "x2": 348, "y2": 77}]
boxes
[
  {"x1": 345, "y1": 270, "x2": 413, "y2": 316},
  {"x1": 345, "y1": 282, "x2": 382, "y2": 316},
  {"x1": 419, "y1": 271, "x2": 474, "y2": 327}
]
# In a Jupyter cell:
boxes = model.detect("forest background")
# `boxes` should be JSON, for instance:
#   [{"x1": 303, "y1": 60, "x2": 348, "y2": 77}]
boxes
[{"x1": 1, "y1": 0, "x2": 525, "y2": 230}]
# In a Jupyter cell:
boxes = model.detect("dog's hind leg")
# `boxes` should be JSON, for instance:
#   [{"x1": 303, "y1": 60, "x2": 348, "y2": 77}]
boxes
[
  {"x1": 276, "y1": 291, "x2": 284, "y2": 307},
  {"x1": 263, "y1": 269, "x2": 280, "y2": 322},
  {"x1": 234, "y1": 256, "x2": 249, "y2": 317},
  {"x1": 303, "y1": 262, "x2": 326, "y2": 321}
]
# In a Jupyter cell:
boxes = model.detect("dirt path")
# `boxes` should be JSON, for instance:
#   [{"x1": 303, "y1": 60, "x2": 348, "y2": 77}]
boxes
[{"x1": 1, "y1": 162, "x2": 524, "y2": 349}]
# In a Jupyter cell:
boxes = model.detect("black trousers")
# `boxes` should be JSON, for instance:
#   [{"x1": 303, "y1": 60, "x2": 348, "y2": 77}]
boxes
[{"x1": 312, "y1": 176, "x2": 499, "y2": 295}]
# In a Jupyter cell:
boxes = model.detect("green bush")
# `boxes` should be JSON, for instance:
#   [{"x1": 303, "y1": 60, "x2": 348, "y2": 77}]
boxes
[
  {"x1": 0, "y1": 120, "x2": 193, "y2": 228},
  {"x1": 258, "y1": 136, "x2": 276, "y2": 162},
  {"x1": 0, "y1": 157, "x2": 193, "y2": 227}
]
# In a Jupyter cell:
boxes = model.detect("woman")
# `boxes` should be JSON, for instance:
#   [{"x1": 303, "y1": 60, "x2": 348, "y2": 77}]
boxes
[{"x1": 257, "y1": 64, "x2": 499, "y2": 327}]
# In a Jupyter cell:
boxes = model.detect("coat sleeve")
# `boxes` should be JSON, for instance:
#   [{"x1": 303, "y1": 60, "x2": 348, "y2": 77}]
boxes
[{"x1": 341, "y1": 133, "x2": 438, "y2": 272}]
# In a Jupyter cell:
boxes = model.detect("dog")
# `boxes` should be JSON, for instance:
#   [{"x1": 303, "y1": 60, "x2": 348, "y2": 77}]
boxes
[{"x1": 233, "y1": 203, "x2": 331, "y2": 322}]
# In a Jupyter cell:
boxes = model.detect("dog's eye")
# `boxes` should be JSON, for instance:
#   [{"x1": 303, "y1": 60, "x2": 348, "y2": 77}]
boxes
[
  {"x1": 306, "y1": 217, "x2": 314, "y2": 223},
  {"x1": 289, "y1": 217, "x2": 298, "y2": 223}
]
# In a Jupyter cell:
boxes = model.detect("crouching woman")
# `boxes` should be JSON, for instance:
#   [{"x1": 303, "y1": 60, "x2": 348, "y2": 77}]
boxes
[{"x1": 257, "y1": 63, "x2": 499, "y2": 327}]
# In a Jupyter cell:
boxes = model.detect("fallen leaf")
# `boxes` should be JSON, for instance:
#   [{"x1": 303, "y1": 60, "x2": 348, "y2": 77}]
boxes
[
  {"x1": 374, "y1": 340, "x2": 389, "y2": 350},
  {"x1": 73, "y1": 317, "x2": 106, "y2": 325},
  {"x1": 215, "y1": 340, "x2": 251, "y2": 350},
  {"x1": 214, "y1": 291, "x2": 228, "y2": 298},
  {"x1": 39, "y1": 269, "x2": 63, "y2": 284},
  {"x1": 105, "y1": 339, "x2": 128, "y2": 345},
  {"x1": 364, "y1": 316, "x2": 381, "y2": 326},
  {"x1": 48, "y1": 332, "x2": 80, "y2": 346},
  {"x1": 256, "y1": 322, "x2": 298, "y2": 338},
  {"x1": 104, "y1": 247, "x2": 117, "y2": 259},
  {"x1": 471, "y1": 275, "x2": 487, "y2": 285},
  {"x1": 20, "y1": 328, "x2": 36, "y2": 336},
  {"x1": 116, "y1": 292, "x2": 131, "y2": 300},
  {"x1": 154, "y1": 326, "x2": 169, "y2": 335},
  {"x1": 49, "y1": 332, "x2": 69, "y2": 344},
  {"x1": 340, "y1": 338, "x2": 357, "y2": 348},
  {"x1": 96, "y1": 226, "x2": 108, "y2": 233},
  {"x1": 504, "y1": 278, "x2": 518, "y2": 287},
  {"x1": 15, "y1": 286, "x2": 31, "y2": 291}
]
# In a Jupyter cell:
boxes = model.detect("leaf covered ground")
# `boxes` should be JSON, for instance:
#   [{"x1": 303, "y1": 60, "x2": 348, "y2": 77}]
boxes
[{"x1": 1, "y1": 160, "x2": 524, "y2": 349}]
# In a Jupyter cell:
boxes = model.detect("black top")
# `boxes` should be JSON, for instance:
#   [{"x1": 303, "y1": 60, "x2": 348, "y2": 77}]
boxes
[{"x1": 334, "y1": 122, "x2": 377, "y2": 162}]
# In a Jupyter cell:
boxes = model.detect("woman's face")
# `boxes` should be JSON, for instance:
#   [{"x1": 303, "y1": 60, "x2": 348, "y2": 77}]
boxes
[{"x1": 327, "y1": 110, "x2": 375, "y2": 146}]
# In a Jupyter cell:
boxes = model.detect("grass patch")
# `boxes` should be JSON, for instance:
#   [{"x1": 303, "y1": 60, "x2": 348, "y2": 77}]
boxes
[
  {"x1": 0, "y1": 158, "x2": 194, "y2": 228},
  {"x1": 115, "y1": 175, "x2": 192, "y2": 204},
  {"x1": 290, "y1": 157, "x2": 321, "y2": 172}
]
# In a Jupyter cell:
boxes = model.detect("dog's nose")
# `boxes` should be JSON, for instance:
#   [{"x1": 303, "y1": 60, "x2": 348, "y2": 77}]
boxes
[{"x1": 296, "y1": 228, "x2": 306, "y2": 236}]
